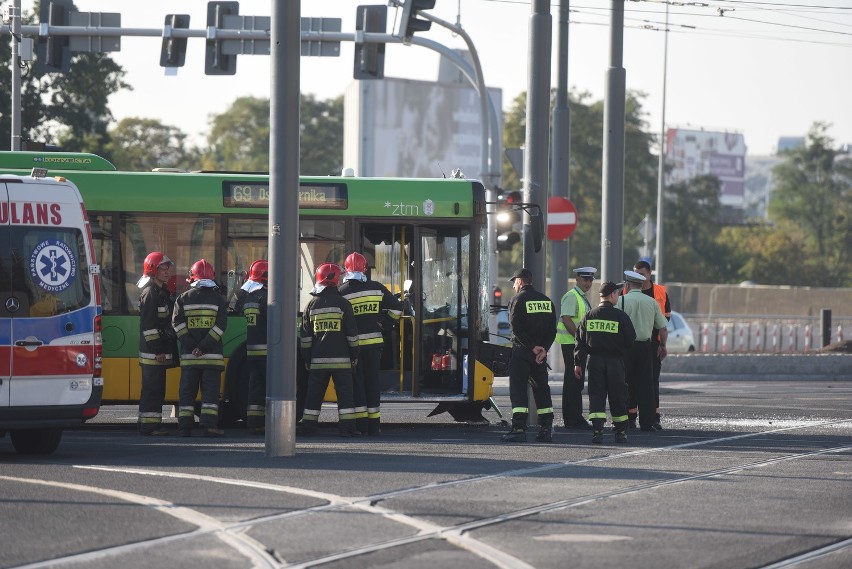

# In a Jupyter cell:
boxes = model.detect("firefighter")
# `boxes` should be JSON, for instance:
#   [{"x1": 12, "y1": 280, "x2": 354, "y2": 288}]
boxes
[
  {"x1": 502, "y1": 268, "x2": 558, "y2": 443},
  {"x1": 633, "y1": 259, "x2": 671, "y2": 430},
  {"x1": 574, "y1": 281, "x2": 637, "y2": 444},
  {"x1": 137, "y1": 252, "x2": 176, "y2": 436},
  {"x1": 230, "y1": 260, "x2": 268, "y2": 435},
  {"x1": 555, "y1": 266, "x2": 596, "y2": 430},
  {"x1": 173, "y1": 259, "x2": 228, "y2": 438},
  {"x1": 299, "y1": 263, "x2": 360, "y2": 437},
  {"x1": 618, "y1": 270, "x2": 669, "y2": 432},
  {"x1": 339, "y1": 252, "x2": 403, "y2": 436}
]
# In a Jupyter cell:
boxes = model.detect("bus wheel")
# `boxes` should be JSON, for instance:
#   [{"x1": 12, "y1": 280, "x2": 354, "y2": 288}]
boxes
[
  {"x1": 10, "y1": 428, "x2": 63, "y2": 455},
  {"x1": 220, "y1": 343, "x2": 250, "y2": 427}
]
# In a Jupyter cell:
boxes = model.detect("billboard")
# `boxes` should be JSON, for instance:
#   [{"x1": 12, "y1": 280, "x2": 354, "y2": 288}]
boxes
[
  {"x1": 343, "y1": 78, "x2": 502, "y2": 180},
  {"x1": 665, "y1": 128, "x2": 746, "y2": 206}
]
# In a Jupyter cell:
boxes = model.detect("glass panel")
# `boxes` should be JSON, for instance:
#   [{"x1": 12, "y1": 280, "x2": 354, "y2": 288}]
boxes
[
  {"x1": 121, "y1": 214, "x2": 217, "y2": 313},
  {"x1": 298, "y1": 220, "x2": 347, "y2": 311},
  {"x1": 420, "y1": 229, "x2": 467, "y2": 393},
  {"x1": 223, "y1": 217, "x2": 267, "y2": 303},
  {"x1": 89, "y1": 214, "x2": 119, "y2": 314}
]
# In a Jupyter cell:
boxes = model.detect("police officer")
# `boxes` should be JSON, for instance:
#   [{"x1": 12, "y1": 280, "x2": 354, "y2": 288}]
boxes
[
  {"x1": 173, "y1": 259, "x2": 228, "y2": 438},
  {"x1": 618, "y1": 270, "x2": 668, "y2": 432},
  {"x1": 634, "y1": 259, "x2": 671, "y2": 430},
  {"x1": 137, "y1": 252, "x2": 176, "y2": 436},
  {"x1": 555, "y1": 266, "x2": 596, "y2": 430},
  {"x1": 574, "y1": 281, "x2": 636, "y2": 444},
  {"x1": 299, "y1": 263, "x2": 360, "y2": 437},
  {"x1": 502, "y1": 268, "x2": 558, "y2": 443},
  {"x1": 230, "y1": 260, "x2": 268, "y2": 435},
  {"x1": 339, "y1": 252, "x2": 403, "y2": 436}
]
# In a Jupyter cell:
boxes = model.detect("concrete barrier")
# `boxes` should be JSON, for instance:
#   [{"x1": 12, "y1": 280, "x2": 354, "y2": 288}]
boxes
[{"x1": 660, "y1": 353, "x2": 852, "y2": 381}]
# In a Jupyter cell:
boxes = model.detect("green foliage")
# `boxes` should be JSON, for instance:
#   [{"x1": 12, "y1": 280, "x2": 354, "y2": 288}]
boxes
[
  {"x1": 499, "y1": 89, "x2": 658, "y2": 277},
  {"x1": 202, "y1": 94, "x2": 344, "y2": 174},
  {"x1": 768, "y1": 123, "x2": 852, "y2": 286},
  {"x1": 0, "y1": 3, "x2": 130, "y2": 152},
  {"x1": 104, "y1": 118, "x2": 199, "y2": 171},
  {"x1": 717, "y1": 225, "x2": 808, "y2": 285}
]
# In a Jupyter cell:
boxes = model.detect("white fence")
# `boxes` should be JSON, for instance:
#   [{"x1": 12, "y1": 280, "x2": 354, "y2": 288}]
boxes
[{"x1": 686, "y1": 316, "x2": 850, "y2": 354}]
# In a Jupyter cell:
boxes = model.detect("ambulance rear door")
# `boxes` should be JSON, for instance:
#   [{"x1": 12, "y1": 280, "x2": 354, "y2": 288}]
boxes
[
  {"x1": 0, "y1": 180, "x2": 12, "y2": 407},
  {"x1": 6, "y1": 178, "x2": 97, "y2": 408}
]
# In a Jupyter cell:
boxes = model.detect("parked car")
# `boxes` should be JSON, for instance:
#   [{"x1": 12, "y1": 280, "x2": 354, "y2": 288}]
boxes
[{"x1": 667, "y1": 310, "x2": 696, "y2": 353}]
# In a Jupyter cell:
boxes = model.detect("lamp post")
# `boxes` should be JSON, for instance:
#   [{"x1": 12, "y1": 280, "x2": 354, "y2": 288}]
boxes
[{"x1": 654, "y1": 2, "x2": 669, "y2": 282}]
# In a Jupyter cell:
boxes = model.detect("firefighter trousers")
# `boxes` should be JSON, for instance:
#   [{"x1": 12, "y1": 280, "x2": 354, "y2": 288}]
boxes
[
  {"x1": 508, "y1": 346, "x2": 553, "y2": 429},
  {"x1": 139, "y1": 364, "x2": 168, "y2": 433},
  {"x1": 246, "y1": 357, "x2": 266, "y2": 429},
  {"x1": 302, "y1": 369, "x2": 357, "y2": 434},
  {"x1": 587, "y1": 354, "x2": 629, "y2": 431},
  {"x1": 560, "y1": 343, "x2": 585, "y2": 425},
  {"x1": 353, "y1": 348, "x2": 383, "y2": 434},
  {"x1": 178, "y1": 367, "x2": 222, "y2": 430}
]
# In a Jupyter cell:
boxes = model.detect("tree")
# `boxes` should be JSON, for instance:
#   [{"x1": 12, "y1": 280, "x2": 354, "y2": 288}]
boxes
[
  {"x1": 203, "y1": 94, "x2": 344, "y2": 174},
  {"x1": 769, "y1": 123, "x2": 852, "y2": 286},
  {"x1": 500, "y1": 89, "x2": 659, "y2": 277},
  {"x1": 104, "y1": 118, "x2": 199, "y2": 171},
  {"x1": 0, "y1": 3, "x2": 130, "y2": 152}
]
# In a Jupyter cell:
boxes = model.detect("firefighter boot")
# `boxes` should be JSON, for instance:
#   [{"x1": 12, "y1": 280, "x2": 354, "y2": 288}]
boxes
[
  {"x1": 535, "y1": 417, "x2": 553, "y2": 443},
  {"x1": 502, "y1": 421, "x2": 527, "y2": 443},
  {"x1": 628, "y1": 412, "x2": 638, "y2": 430},
  {"x1": 592, "y1": 430, "x2": 604, "y2": 444},
  {"x1": 356, "y1": 417, "x2": 368, "y2": 436},
  {"x1": 367, "y1": 417, "x2": 381, "y2": 436},
  {"x1": 615, "y1": 430, "x2": 628, "y2": 444}
]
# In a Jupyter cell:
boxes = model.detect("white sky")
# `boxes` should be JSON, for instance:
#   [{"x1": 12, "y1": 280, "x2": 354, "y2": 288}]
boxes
[{"x1": 17, "y1": 0, "x2": 852, "y2": 156}]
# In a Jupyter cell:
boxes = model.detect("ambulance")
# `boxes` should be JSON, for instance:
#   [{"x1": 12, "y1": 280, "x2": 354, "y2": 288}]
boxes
[{"x1": 0, "y1": 168, "x2": 102, "y2": 454}]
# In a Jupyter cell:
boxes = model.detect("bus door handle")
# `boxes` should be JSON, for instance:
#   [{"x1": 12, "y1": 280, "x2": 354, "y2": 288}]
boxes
[{"x1": 15, "y1": 339, "x2": 44, "y2": 347}]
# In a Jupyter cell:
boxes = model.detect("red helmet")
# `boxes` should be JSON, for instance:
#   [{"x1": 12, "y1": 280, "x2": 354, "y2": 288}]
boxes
[
  {"x1": 248, "y1": 259, "x2": 268, "y2": 283},
  {"x1": 344, "y1": 252, "x2": 367, "y2": 274},
  {"x1": 315, "y1": 263, "x2": 341, "y2": 288},
  {"x1": 187, "y1": 258, "x2": 215, "y2": 283},
  {"x1": 143, "y1": 252, "x2": 172, "y2": 277}
]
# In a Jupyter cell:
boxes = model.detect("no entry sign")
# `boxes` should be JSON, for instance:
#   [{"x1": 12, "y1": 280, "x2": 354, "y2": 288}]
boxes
[{"x1": 547, "y1": 196, "x2": 578, "y2": 240}]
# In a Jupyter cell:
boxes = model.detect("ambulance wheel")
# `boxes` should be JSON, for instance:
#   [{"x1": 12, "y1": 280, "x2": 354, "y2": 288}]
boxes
[{"x1": 10, "y1": 428, "x2": 63, "y2": 455}]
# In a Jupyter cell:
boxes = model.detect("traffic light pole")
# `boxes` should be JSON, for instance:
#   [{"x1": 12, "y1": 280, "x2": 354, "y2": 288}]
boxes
[{"x1": 9, "y1": 0, "x2": 22, "y2": 150}]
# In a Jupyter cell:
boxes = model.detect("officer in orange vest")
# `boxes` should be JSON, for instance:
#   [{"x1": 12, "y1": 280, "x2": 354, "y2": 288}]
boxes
[{"x1": 634, "y1": 259, "x2": 671, "y2": 431}]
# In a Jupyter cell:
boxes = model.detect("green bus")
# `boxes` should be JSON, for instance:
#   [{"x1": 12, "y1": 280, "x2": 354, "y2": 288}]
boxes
[{"x1": 0, "y1": 152, "x2": 508, "y2": 423}]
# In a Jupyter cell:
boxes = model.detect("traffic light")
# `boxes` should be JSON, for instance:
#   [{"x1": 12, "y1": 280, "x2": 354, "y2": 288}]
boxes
[
  {"x1": 205, "y1": 1, "x2": 238, "y2": 75},
  {"x1": 399, "y1": 0, "x2": 436, "y2": 43},
  {"x1": 36, "y1": 0, "x2": 72, "y2": 75},
  {"x1": 160, "y1": 14, "x2": 190, "y2": 68},
  {"x1": 353, "y1": 5, "x2": 386, "y2": 80},
  {"x1": 492, "y1": 286, "x2": 503, "y2": 306},
  {"x1": 496, "y1": 189, "x2": 521, "y2": 251}
]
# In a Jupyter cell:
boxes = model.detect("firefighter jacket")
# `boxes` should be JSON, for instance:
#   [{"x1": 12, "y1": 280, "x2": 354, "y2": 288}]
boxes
[
  {"x1": 573, "y1": 301, "x2": 637, "y2": 366},
  {"x1": 172, "y1": 284, "x2": 228, "y2": 370},
  {"x1": 300, "y1": 287, "x2": 360, "y2": 370},
  {"x1": 231, "y1": 285, "x2": 268, "y2": 359},
  {"x1": 339, "y1": 278, "x2": 403, "y2": 350},
  {"x1": 508, "y1": 284, "x2": 557, "y2": 353},
  {"x1": 138, "y1": 281, "x2": 176, "y2": 367}
]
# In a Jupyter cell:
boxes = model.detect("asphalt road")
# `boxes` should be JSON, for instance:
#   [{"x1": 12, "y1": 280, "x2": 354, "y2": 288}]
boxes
[{"x1": 1, "y1": 378, "x2": 851, "y2": 569}]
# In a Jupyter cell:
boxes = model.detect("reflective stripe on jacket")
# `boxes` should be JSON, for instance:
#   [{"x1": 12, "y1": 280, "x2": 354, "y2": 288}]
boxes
[{"x1": 556, "y1": 287, "x2": 588, "y2": 345}]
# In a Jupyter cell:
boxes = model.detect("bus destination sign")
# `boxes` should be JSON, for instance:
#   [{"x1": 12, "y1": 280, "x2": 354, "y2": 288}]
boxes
[{"x1": 223, "y1": 182, "x2": 348, "y2": 210}]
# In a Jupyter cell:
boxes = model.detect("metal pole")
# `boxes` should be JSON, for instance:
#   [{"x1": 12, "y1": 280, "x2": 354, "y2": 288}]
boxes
[
  {"x1": 550, "y1": 0, "x2": 570, "y2": 371},
  {"x1": 10, "y1": 0, "x2": 22, "y2": 150},
  {"x1": 266, "y1": 0, "x2": 300, "y2": 457},
  {"x1": 820, "y1": 308, "x2": 831, "y2": 348},
  {"x1": 600, "y1": 1, "x2": 626, "y2": 283},
  {"x1": 654, "y1": 1, "x2": 669, "y2": 282},
  {"x1": 523, "y1": 0, "x2": 552, "y2": 288}
]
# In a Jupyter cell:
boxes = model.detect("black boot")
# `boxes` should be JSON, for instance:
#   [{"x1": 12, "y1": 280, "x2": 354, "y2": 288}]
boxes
[
  {"x1": 535, "y1": 426, "x2": 553, "y2": 443},
  {"x1": 592, "y1": 430, "x2": 604, "y2": 444},
  {"x1": 502, "y1": 425, "x2": 527, "y2": 443}
]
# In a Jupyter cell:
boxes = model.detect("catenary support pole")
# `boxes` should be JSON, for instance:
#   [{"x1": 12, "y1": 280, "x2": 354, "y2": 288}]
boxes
[
  {"x1": 266, "y1": 0, "x2": 300, "y2": 457},
  {"x1": 654, "y1": 1, "x2": 669, "y2": 282},
  {"x1": 600, "y1": 0, "x2": 626, "y2": 283},
  {"x1": 10, "y1": 0, "x2": 22, "y2": 150}
]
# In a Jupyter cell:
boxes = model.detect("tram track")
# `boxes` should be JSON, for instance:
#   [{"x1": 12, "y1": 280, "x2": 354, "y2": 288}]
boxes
[{"x1": 5, "y1": 419, "x2": 851, "y2": 569}]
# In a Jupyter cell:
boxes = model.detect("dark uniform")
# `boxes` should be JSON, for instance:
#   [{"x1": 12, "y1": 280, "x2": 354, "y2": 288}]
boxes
[
  {"x1": 574, "y1": 286, "x2": 636, "y2": 442},
  {"x1": 173, "y1": 283, "x2": 228, "y2": 436},
  {"x1": 339, "y1": 277, "x2": 403, "y2": 435},
  {"x1": 299, "y1": 287, "x2": 360, "y2": 436},
  {"x1": 230, "y1": 283, "x2": 268, "y2": 432},
  {"x1": 504, "y1": 269, "x2": 558, "y2": 442},
  {"x1": 137, "y1": 279, "x2": 176, "y2": 434}
]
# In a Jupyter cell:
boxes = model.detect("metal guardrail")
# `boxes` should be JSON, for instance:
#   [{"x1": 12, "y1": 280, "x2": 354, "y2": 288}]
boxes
[{"x1": 682, "y1": 315, "x2": 850, "y2": 353}]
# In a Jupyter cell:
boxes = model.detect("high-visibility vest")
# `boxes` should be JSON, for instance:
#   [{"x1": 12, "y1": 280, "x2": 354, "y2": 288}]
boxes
[
  {"x1": 652, "y1": 283, "x2": 670, "y2": 318},
  {"x1": 555, "y1": 287, "x2": 589, "y2": 345}
]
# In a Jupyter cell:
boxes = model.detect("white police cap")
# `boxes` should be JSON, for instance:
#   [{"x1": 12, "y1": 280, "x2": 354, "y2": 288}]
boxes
[
  {"x1": 623, "y1": 270, "x2": 646, "y2": 284},
  {"x1": 573, "y1": 266, "x2": 597, "y2": 278}
]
